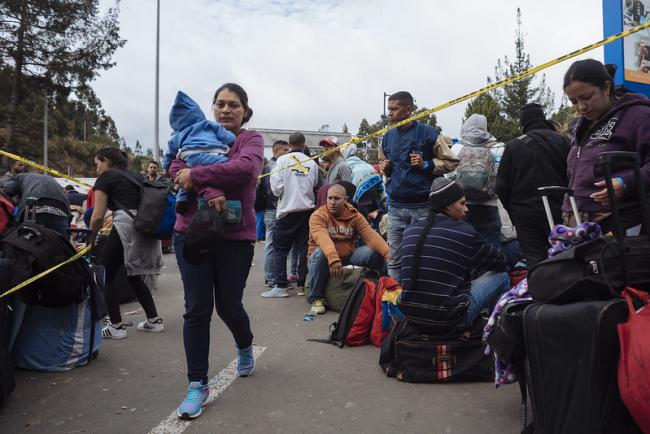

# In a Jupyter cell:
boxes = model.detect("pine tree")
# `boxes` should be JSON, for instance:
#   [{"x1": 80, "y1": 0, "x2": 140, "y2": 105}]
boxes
[
  {"x1": 463, "y1": 93, "x2": 513, "y2": 141},
  {"x1": 413, "y1": 107, "x2": 440, "y2": 132},
  {"x1": 0, "y1": 0, "x2": 125, "y2": 154},
  {"x1": 468, "y1": 8, "x2": 555, "y2": 142},
  {"x1": 358, "y1": 118, "x2": 371, "y2": 135}
]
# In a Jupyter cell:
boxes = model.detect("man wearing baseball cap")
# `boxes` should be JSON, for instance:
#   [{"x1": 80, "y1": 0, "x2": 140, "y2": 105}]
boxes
[
  {"x1": 319, "y1": 136, "x2": 352, "y2": 185},
  {"x1": 397, "y1": 177, "x2": 510, "y2": 336}
]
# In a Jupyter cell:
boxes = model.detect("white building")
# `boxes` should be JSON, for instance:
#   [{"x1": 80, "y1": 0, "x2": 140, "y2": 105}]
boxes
[{"x1": 254, "y1": 128, "x2": 352, "y2": 159}]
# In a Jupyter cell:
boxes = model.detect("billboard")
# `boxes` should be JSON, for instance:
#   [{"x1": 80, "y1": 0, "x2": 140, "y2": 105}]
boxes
[
  {"x1": 603, "y1": 0, "x2": 650, "y2": 96},
  {"x1": 623, "y1": 0, "x2": 650, "y2": 84}
]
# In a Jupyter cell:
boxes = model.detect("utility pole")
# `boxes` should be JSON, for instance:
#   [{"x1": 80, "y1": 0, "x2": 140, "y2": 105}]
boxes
[
  {"x1": 43, "y1": 92, "x2": 48, "y2": 170},
  {"x1": 154, "y1": 0, "x2": 161, "y2": 161},
  {"x1": 383, "y1": 92, "x2": 391, "y2": 126}
]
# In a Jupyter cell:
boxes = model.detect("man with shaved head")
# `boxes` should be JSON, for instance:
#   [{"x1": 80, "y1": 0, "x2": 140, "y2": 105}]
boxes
[{"x1": 306, "y1": 184, "x2": 389, "y2": 314}]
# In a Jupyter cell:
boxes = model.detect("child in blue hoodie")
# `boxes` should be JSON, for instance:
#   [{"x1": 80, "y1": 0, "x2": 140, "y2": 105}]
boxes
[{"x1": 163, "y1": 91, "x2": 236, "y2": 213}]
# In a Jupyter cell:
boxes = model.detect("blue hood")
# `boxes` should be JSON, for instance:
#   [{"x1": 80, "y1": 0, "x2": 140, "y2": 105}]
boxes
[{"x1": 169, "y1": 91, "x2": 207, "y2": 131}]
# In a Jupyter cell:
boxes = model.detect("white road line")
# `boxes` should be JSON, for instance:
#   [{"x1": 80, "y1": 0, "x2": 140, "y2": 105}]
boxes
[{"x1": 149, "y1": 346, "x2": 266, "y2": 434}]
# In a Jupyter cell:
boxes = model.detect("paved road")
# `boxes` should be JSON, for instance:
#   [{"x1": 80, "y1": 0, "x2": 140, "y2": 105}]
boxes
[{"x1": 0, "y1": 243, "x2": 521, "y2": 434}]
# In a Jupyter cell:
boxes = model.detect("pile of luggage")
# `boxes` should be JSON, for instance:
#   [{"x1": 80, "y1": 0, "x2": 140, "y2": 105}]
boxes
[
  {"x1": 0, "y1": 193, "x2": 104, "y2": 410},
  {"x1": 487, "y1": 152, "x2": 650, "y2": 433}
]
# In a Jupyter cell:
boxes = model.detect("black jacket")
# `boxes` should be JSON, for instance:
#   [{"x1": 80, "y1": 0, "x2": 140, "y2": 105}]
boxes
[{"x1": 496, "y1": 126, "x2": 570, "y2": 218}]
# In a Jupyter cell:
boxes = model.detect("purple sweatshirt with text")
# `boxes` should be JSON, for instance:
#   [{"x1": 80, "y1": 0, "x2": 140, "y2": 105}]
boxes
[
  {"x1": 169, "y1": 129, "x2": 264, "y2": 240},
  {"x1": 565, "y1": 92, "x2": 650, "y2": 213}
]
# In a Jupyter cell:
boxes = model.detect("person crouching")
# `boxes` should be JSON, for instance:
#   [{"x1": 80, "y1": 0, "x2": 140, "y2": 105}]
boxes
[
  {"x1": 398, "y1": 177, "x2": 510, "y2": 337},
  {"x1": 306, "y1": 184, "x2": 388, "y2": 314}
]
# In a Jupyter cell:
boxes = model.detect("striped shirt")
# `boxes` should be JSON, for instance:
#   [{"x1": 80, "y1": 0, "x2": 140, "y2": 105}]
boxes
[{"x1": 398, "y1": 214, "x2": 508, "y2": 334}]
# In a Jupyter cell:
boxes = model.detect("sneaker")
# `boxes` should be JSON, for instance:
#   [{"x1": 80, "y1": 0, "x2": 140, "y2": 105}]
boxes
[
  {"x1": 137, "y1": 318, "x2": 165, "y2": 333},
  {"x1": 102, "y1": 323, "x2": 127, "y2": 339},
  {"x1": 236, "y1": 345, "x2": 255, "y2": 377},
  {"x1": 261, "y1": 287, "x2": 290, "y2": 298},
  {"x1": 287, "y1": 274, "x2": 298, "y2": 283},
  {"x1": 296, "y1": 287, "x2": 305, "y2": 296},
  {"x1": 177, "y1": 381, "x2": 209, "y2": 420},
  {"x1": 310, "y1": 299, "x2": 326, "y2": 315}
]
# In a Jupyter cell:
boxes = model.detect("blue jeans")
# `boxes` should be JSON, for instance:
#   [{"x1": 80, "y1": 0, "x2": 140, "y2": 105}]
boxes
[
  {"x1": 387, "y1": 205, "x2": 429, "y2": 282},
  {"x1": 288, "y1": 245, "x2": 298, "y2": 276},
  {"x1": 465, "y1": 271, "x2": 509, "y2": 326},
  {"x1": 174, "y1": 233, "x2": 254, "y2": 383},
  {"x1": 263, "y1": 210, "x2": 277, "y2": 286},
  {"x1": 256, "y1": 211, "x2": 266, "y2": 241},
  {"x1": 307, "y1": 246, "x2": 384, "y2": 303},
  {"x1": 466, "y1": 204, "x2": 502, "y2": 252}
]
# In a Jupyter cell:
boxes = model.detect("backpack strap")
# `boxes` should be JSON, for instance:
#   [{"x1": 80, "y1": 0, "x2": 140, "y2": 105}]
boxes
[
  {"x1": 407, "y1": 210, "x2": 437, "y2": 291},
  {"x1": 110, "y1": 170, "x2": 142, "y2": 220},
  {"x1": 517, "y1": 134, "x2": 536, "y2": 147}
]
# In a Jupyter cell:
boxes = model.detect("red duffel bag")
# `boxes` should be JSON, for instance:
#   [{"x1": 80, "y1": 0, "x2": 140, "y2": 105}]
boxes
[{"x1": 618, "y1": 287, "x2": 650, "y2": 432}]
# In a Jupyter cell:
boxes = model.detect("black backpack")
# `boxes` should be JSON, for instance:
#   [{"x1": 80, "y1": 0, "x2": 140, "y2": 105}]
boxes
[
  {"x1": 0, "y1": 223, "x2": 90, "y2": 308},
  {"x1": 528, "y1": 151, "x2": 650, "y2": 304},
  {"x1": 113, "y1": 170, "x2": 177, "y2": 240}
]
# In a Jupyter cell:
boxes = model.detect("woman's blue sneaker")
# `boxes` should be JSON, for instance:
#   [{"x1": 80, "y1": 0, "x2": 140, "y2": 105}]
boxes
[
  {"x1": 237, "y1": 345, "x2": 255, "y2": 377},
  {"x1": 177, "y1": 381, "x2": 209, "y2": 420}
]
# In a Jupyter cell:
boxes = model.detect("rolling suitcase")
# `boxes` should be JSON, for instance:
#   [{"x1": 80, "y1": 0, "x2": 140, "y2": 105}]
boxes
[
  {"x1": 0, "y1": 258, "x2": 15, "y2": 409},
  {"x1": 522, "y1": 301, "x2": 640, "y2": 434}
]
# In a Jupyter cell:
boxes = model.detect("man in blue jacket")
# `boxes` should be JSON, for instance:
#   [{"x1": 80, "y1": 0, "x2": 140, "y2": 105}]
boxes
[{"x1": 380, "y1": 91, "x2": 458, "y2": 282}]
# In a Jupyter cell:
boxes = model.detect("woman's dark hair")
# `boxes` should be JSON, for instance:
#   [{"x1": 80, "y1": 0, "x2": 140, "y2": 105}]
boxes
[
  {"x1": 563, "y1": 59, "x2": 616, "y2": 97},
  {"x1": 212, "y1": 83, "x2": 253, "y2": 125},
  {"x1": 95, "y1": 147, "x2": 129, "y2": 170}
]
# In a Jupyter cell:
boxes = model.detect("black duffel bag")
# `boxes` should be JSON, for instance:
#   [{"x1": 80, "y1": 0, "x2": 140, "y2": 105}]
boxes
[
  {"x1": 485, "y1": 299, "x2": 532, "y2": 370},
  {"x1": 528, "y1": 151, "x2": 650, "y2": 304},
  {"x1": 379, "y1": 317, "x2": 493, "y2": 383},
  {"x1": 528, "y1": 236, "x2": 650, "y2": 304}
]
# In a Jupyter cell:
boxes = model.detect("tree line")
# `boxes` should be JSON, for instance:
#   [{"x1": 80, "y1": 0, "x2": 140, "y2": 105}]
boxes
[{"x1": 0, "y1": 0, "x2": 151, "y2": 176}]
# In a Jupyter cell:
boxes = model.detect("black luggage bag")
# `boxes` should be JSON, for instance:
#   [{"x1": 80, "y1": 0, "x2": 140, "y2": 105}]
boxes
[
  {"x1": 379, "y1": 317, "x2": 493, "y2": 383},
  {"x1": 522, "y1": 301, "x2": 640, "y2": 434},
  {"x1": 0, "y1": 257, "x2": 15, "y2": 409},
  {"x1": 528, "y1": 151, "x2": 650, "y2": 304}
]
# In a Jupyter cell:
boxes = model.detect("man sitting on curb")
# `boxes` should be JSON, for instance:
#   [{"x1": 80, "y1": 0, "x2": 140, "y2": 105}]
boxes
[
  {"x1": 398, "y1": 177, "x2": 510, "y2": 337},
  {"x1": 307, "y1": 184, "x2": 389, "y2": 314}
]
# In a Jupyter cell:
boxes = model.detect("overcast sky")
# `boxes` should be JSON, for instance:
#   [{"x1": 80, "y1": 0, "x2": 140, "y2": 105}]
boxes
[{"x1": 93, "y1": 0, "x2": 604, "y2": 151}]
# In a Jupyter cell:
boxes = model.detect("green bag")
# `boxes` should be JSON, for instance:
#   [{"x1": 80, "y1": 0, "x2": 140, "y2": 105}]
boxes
[{"x1": 324, "y1": 266, "x2": 365, "y2": 313}]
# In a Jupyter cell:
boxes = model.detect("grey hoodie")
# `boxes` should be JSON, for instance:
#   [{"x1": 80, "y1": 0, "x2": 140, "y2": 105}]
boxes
[
  {"x1": 460, "y1": 114, "x2": 496, "y2": 145},
  {"x1": 2, "y1": 173, "x2": 69, "y2": 212}
]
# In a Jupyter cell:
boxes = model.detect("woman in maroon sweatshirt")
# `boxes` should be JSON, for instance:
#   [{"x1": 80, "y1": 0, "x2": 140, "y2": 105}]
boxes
[
  {"x1": 169, "y1": 83, "x2": 264, "y2": 420},
  {"x1": 563, "y1": 59, "x2": 650, "y2": 233}
]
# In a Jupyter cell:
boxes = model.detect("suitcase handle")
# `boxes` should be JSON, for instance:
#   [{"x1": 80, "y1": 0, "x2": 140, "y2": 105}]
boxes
[
  {"x1": 598, "y1": 151, "x2": 650, "y2": 241},
  {"x1": 537, "y1": 186, "x2": 581, "y2": 230}
]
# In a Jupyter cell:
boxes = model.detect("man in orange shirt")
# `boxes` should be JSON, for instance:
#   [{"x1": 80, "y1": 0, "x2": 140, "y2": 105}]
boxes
[{"x1": 307, "y1": 184, "x2": 388, "y2": 314}]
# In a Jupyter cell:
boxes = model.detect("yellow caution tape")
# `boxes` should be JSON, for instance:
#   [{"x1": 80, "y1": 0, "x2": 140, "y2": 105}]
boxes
[
  {"x1": 0, "y1": 244, "x2": 92, "y2": 300},
  {"x1": 3, "y1": 21, "x2": 650, "y2": 297},
  {"x1": 0, "y1": 149, "x2": 93, "y2": 189},
  {"x1": 260, "y1": 20, "x2": 650, "y2": 179},
  {"x1": 289, "y1": 154, "x2": 309, "y2": 174}
]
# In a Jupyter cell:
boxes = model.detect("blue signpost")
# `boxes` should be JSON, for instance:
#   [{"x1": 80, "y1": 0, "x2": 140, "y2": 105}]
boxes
[{"x1": 604, "y1": 0, "x2": 650, "y2": 96}]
